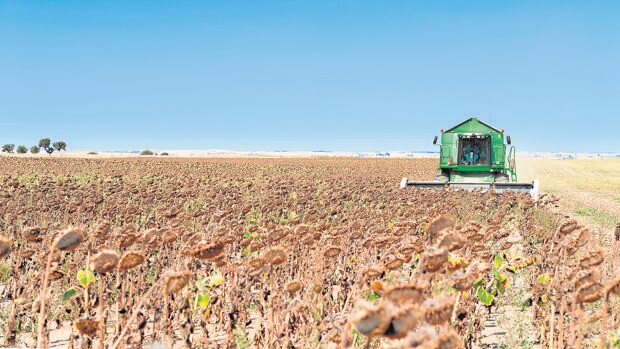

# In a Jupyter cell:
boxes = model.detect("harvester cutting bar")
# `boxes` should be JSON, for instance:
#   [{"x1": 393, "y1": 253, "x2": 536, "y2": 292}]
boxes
[{"x1": 400, "y1": 178, "x2": 539, "y2": 200}]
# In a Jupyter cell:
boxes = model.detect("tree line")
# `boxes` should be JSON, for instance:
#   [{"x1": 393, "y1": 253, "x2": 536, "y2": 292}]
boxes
[{"x1": 2, "y1": 138, "x2": 66, "y2": 154}]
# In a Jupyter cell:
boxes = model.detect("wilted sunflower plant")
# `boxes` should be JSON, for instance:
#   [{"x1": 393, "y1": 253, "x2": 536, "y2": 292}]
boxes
[{"x1": 0, "y1": 157, "x2": 616, "y2": 349}]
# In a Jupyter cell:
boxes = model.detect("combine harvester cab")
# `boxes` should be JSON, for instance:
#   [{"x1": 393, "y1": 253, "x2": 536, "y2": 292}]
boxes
[{"x1": 400, "y1": 117, "x2": 539, "y2": 200}]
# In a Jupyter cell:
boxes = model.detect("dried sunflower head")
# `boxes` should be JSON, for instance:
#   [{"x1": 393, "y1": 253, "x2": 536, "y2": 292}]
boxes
[
  {"x1": 0, "y1": 235, "x2": 11, "y2": 258},
  {"x1": 575, "y1": 282, "x2": 604, "y2": 303},
  {"x1": 312, "y1": 282, "x2": 323, "y2": 294},
  {"x1": 92, "y1": 220, "x2": 113, "y2": 241},
  {"x1": 23, "y1": 226, "x2": 44, "y2": 242},
  {"x1": 263, "y1": 246, "x2": 287, "y2": 265},
  {"x1": 561, "y1": 228, "x2": 590, "y2": 253},
  {"x1": 579, "y1": 249, "x2": 605, "y2": 269},
  {"x1": 393, "y1": 227, "x2": 407, "y2": 237},
  {"x1": 558, "y1": 219, "x2": 578, "y2": 235},
  {"x1": 189, "y1": 241, "x2": 225, "y2": 260},
  {"x1": 163, "y1": 271, "x2": 192, "y2": 297},
  {"x1": 586, "y1": 311, "x2": 603, "y2": 324},
  {"x1": 268, "y1": 226, "x2": 290, "y2": 242},
  {"x1": 400, "y1": 326, "x2": 439, "y2": 348},
  {"x1": 370, "y1": 280, "x2": 384, "y2": 292},
  {"x1": 420, "y1": 247, "x2": 448, "y2": 273},
  {"x1": 399, "y1": 244, "x2": 418, "y2": 256},
  {"x1": 117, "y1": 251, "x2": 146, "y2": 271},
  {"x1": 462, "y1": 221, "x2": 483, "y2": 233},
  {"x1": 91, "y1": 249, "x2": 120, "y2": 274},
  {"x1": 349, "y1": 227, "x2": 364, "y2": 240},
  {"x1": 142, "y1": 228, "x2": 160, "y2": 247},
  {"x1": 350, "y1": 301, "x2": 393, "y2": 337},
  {"x1": 324, "y1": 246, "x2": 342, "y2": 258},
  {"x1": 422, "y1": 295, "x2": 456, "y2": 325},
  {"x1": 572, "y1": 268, "x2": 601, "y2": 289},
  {"x1": 249, "y1": 240, "x2": 264, "y2": 251},
  {"x1": 239, "y1": 238, "x2": 251, "y2": 248},
  {"x1": 213, "y1": 255, "x2": 227, "y2": 267},
  {"x1": 22, "y1": 249, "x2": 35, "y2": 259},
  {"x1": 373, "y1": 237, "x2": 393, "y2": 249},
  {"x1": 222, "y1": 235, "x2": 236, "y2": 244},
  {"x1": 450, "y1": 270, "x2": 475, "y2": 291},
  {"x1": 384, "y1": 304, "x2": 421, "y2": 339},
  {"x1": 435, "y1": 328, "x2": 461, "y2": 349},
  {"x1": 54, "y1": 227, "x2": 85, "y2": 251},
  {"x1": 426, "y1": 215, "x2": 455, "y2": 237},
  {"x1": 384, "y1": 283, "x2": 426, "y2": 305},
  {"x1": 248, "y1": 257, "x2": 266, "y2": 270},
  {"x1": 302, "y1": 235, "x2": 315, "y2": 246},
  {"x1": 437, "y1": 231, "x2": 464, "y2": 252},
  {"x1": 74, "y1": 317, "x2": 99, "y2": 337},
  {"x1": 294, "y1": 224, "x2": 311, "y2": 235},
  {"x1": 161, "y1": 228, "x2": 178, "y2": 243},
  {"x1": 606, "y1": 272, "x2": 620, "y2": 296},
  {"x1": 118, "y1": 224, "x2": 137, "y2": 235},
  {"x1": 363, "y1": 266, "x2": 383, "y2": 279},
  {"x1": 285, "y1": 280, "x2": 302, "y2": 294},
  {"x1": 116, "y1": 232, "x2": 137, "y2": 249},
  {"x1": 574, "y1": 228, "x2": 591, "y2": 248},
  {"x1": 383, "y1": 256, "x2": 405, "y2": 271},
  {"x1": 248, "y1": 264, "x2": 267, "y2": 277},
  {"x1": 49, "y1": 269, "x2": 65, "y2": 281}
]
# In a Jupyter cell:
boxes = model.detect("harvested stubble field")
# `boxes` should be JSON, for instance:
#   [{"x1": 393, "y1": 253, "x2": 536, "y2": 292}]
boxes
[
  {"x1": 0, "y1": 157, "x2": 618, "y2": 349},
  {"x1": 520, "y1": 158, "x2": 620, "y2": 230}
]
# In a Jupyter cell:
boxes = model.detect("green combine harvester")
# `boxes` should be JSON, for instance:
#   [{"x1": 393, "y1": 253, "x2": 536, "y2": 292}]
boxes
[{"x1": 400, "y1": 117, "x2": 539, "y2": 200}]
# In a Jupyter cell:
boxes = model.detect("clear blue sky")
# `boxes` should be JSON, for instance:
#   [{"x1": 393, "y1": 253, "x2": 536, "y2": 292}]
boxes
[{"x1": 1, "y1": 1, "x2": 618, "y2": 152}]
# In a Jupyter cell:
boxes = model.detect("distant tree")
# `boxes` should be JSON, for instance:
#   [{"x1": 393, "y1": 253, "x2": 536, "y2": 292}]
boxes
[
  {"x1": 30, "y1": 145, "x2": 40, "y2": 154},
  {"x1": 160, "y1": 152, "x2": 169, "y2": 156},
  {"x1": 52, "y1": 141, "x2": 67, "y2": 151},
  {"x1": 140, "y1": 150, "x2": 154, "y2": 156},
  {"x1": 39, "y1": 138, "x2": 54, "y2": 154},
  {"x1": 38, "y1": 138, "x2": 51, "y2": 149},
  {"x1": 2, "y1": 144, "x2": 15, "y2": 153},
  {"x1": 16, "y1": 145, "x2": 28, "y2": 154}
]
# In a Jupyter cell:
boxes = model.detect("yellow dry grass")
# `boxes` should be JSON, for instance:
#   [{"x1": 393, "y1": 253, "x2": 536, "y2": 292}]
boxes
[{"x1": 519, "y1": 158, "x2": 620, "y2": 228}]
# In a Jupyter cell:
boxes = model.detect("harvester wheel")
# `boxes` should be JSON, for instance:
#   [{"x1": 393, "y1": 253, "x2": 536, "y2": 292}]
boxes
[{"x1": 494, "y1": 173, "x2": 509, "y2": 183}]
